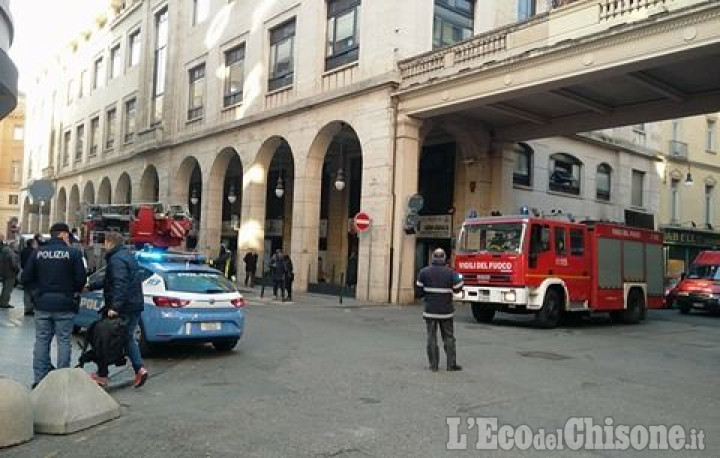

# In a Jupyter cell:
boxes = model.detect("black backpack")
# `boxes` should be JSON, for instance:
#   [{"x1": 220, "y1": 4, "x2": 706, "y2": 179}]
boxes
[{"x1": 77, "y1": 316, "x2": 128, "y2": 369}]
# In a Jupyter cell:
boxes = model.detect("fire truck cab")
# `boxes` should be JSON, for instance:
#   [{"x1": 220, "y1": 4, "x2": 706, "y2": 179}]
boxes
[{"x1": 455, "y1": 216, "x2": 664, "y2": 328}]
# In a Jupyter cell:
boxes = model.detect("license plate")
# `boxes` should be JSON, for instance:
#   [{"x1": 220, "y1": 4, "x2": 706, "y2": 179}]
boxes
[
  {"x1": 200, "y1": 322, "x2": 221, "y2": 331},
  {"x1": 693, "y1": 302, "x2": 705, "y2": 309}
]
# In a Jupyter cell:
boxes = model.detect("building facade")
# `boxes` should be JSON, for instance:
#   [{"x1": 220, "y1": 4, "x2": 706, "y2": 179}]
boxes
[
  {"x1": 0, "y1": 93, "x2": 23, "y2": 234},
  {"x1": 24, "y1": 0, "x2": 714, "y2": 303}
]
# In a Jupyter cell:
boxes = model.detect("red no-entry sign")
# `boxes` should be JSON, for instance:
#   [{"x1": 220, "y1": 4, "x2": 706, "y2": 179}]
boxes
[{"x1": 353, "y1": 212, "x2": 372, "y2": 233}]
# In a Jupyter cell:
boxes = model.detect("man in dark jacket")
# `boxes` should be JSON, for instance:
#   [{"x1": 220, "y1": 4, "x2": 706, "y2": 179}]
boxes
[
  {"x1": 269, "y1": 249, "x2": 286, "y2": 301},
  {"x1": 283, "y1": 254, "x2": 294, "y2": 301},
  {"x1": 22, "y1": 223, "x2": 87, "y2": 387},
  {"x1": 88, "y1": 232, "x2": 148, "y2": 388},
  {"x1": 20, "y1": 238, "x2": 39, "y2": 315},
  {"x1": 0, "y1": 233, "x2": 20, "y2": 308},
  {"x1": 243, "y1": 250, "x2": 258, "y2": 287},
  {"x1": 415, "y1": 248, "x2": 464, "y2": 372}
]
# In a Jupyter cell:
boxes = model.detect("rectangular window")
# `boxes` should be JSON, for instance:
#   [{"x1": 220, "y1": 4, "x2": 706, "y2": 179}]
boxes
[
  {"x1": 517, "y1": 0, "x2": 536, "y2": 21},
  {"x1": 192, "y1": 0, "x2": 209, "y2": 25},
  {"x1": 433, "y1": 0, "x2": 474, "y2": 49},
  {"x1": 110, "y1": 44, "x2": 121, "y2": 79},
  {"x1": 707, "y1": 119, "x2": 717, "y2": 152},
  {"x1": 124, "y1": 98, "x2": 137, "y2": 143},
  {"x1": 93, "y1": 57, "x2": 104, "y2": 89},
  {"x1": 671, "y1": 119, "x2": 681, "y2": 141},
  {"x1": 631, "y1": 170, "x2": 645, "y2": 207},
  {"x1": 128, "y1": 29, "x2": 141, "y2": 67},
  {"x1": 187, "y1": 64, "x2": 205, "y2": 120},
  {"x1": 554, "y1": 227, "x2": 567, "y2": 256},
  {"x1": 549, "y1": 154, "x2": 581, "y2": 195},
  {"x1": 269, "y1": 20, "x2": 296, "y2": 91},
  {"x1": 705, "y1": 185, "x2": 714, "y2": 228},
  {"x1": 105, "y1": 108, "x2": 117, "y2": 150},
  {"x1": 223, "y1": 45, "x2": 245, "y2": 107},
  {"x1": 63, "y1": 131, "x2": 71, "y2": 165},
  {"x1": 325, "y1": 0, "x2": 360, "y2": 71},
  {"x1": 670, "y1": 178, "x2": 680, "y2": 224},
  {"x1": 10, "y1": 161, "x2": 20, "y2": 183},
  {"x1": 8, "y1": 195, "x2": 18, "y2": 205},
  {"x1": 75, "y1": 124, "x2": 85, "y2": 162},
  {"x1": 90, "y1": 117, "x2": 100, "y2": 157},
  {"x1": 152, "y1": 7, "x2": 169, "y2": 124},
  {"x1": 79, "y1": 70, "x2": 86, "y2": 98},
  {"x1": 513, "y1": 146, "x2": 531, "y2": 187},
  {"x1": 12, "y1": 125, "x2": 23, "y2": 141},
  {"x1": 570, "y1": 229, "x2": 584, "y2": 256}
]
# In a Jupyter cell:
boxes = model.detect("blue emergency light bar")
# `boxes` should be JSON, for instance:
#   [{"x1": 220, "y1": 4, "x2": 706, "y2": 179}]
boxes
[{"x1": 135, "y1": 249, "x2": 207, "y2": 264}]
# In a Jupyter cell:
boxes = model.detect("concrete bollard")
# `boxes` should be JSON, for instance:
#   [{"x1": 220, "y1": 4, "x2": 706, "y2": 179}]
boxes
[
  {"x1": 31, "y1": 368, "x2": 120, "y2": 435},
  {"x1": 0, "y1": 377, "x2": 34, "y2": 448}
]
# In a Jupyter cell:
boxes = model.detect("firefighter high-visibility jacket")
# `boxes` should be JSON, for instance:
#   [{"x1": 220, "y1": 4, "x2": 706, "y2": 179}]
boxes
[{"x1": 415, "y1": 262, "x2": 463, "y2": 319}]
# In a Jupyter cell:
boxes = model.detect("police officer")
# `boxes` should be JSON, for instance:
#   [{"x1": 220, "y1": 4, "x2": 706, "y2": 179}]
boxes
[
  {"x1": 415, "y1": 248, "x2": 464, "y2": 372},
  {"x1": 22, "y1": 223, "x2": 87, "y2": 388}
]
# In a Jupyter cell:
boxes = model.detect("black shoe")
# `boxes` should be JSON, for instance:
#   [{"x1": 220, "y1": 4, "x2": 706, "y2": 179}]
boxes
[
  {"x1": 24, "y1": 310, "x2": 34, "y2": 316},
  {"x1": 447, "y1": 365, "x2": 463, "y2": 372},
  {"x1": 0, "y1": 304, "x2": 14, "y2": 309},
  {"x1": 31, "y1": 382, "x2": 38, "y2": 389}
]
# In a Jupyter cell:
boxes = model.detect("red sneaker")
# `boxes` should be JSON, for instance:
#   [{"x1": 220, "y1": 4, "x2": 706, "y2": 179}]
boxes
[
  {"x1": 133, "y1": 367, "x2": 148, "y2": 388},
  {"x1": 90, "y1": 372, "x2": 109, "y2": 387}
]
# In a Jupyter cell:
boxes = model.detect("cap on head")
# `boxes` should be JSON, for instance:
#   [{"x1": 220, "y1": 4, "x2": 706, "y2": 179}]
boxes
[
  {"x1": 432, "y1": 248, "x2": 446, "y2": 263},
  {"x1": 50, "y1": 222, "x2": 70, "y2": 233}
]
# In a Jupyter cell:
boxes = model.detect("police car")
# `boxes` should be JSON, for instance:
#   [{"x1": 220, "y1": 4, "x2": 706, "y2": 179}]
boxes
[{"x1": 74, "y1": 250, "x2": 245, "y2": 354}]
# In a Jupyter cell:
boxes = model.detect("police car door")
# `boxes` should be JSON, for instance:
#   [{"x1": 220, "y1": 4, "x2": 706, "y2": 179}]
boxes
[{"x1": 76, "y1": 268, "x2": 106, "y2": 328}]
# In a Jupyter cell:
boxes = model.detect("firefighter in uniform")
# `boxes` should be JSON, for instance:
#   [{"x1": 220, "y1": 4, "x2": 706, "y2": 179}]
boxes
[
  {"x1": 22, "y1": 223, "x2": 87, "y2": 387},
  {"x1": 415, "y1": 248, "x2": 464, "y2": 372}
]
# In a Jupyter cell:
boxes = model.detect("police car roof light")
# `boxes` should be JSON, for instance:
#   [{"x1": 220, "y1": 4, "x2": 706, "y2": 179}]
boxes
[{"x1": 135, "y1": 250, "x2": 206, "y2": 264}]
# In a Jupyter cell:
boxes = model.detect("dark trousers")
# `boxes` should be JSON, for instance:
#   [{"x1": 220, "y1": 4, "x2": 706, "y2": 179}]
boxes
[
  {"x1": 273, "y1": 280, "x2": 285, "y2": 299},
  {"x1": 284, "y1": 278, "x2": 293, "y2": 300},
  {"x1": 0, "y1": 275, "x2": 16, "y2": 306},
  {"x1": 425, "y1": 318, "x2": 457, "y2": 369},
  {"x1": 244, "y1": 269, "x2": 256, "y2": 287},
  {"x1": 98, "y1": 312, "x2": 144, "y2": 377}
]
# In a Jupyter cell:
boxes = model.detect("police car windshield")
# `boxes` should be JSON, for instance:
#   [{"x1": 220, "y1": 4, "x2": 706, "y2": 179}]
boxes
[
  {"x1": 687, "y1": 264, "x2": 720, "y2": 281},
  {"x1": 163, "y1": 271, "x2": 237, "y2": 294},
  {"x1": 458, "y1": 223, "x2": 524, "y2": 254}
]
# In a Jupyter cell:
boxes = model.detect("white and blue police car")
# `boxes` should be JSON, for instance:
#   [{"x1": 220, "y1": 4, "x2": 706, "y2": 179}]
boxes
[{"x1": 74, "y1": 250, "x2": 245, "y2": 354}]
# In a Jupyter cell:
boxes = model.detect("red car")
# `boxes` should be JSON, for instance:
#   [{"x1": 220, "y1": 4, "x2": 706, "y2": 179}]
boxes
[{"x1": 673, "y1": 251, "x2": 720, "y2": 315}]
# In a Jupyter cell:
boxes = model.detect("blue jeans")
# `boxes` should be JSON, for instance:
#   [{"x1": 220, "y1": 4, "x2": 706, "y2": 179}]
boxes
[
  {"x1": 33, "y1": 310, "x2": 76, "y2": 385},
  {"x1": 97, "y1": 311, "x2": 144, "y2": 377}
]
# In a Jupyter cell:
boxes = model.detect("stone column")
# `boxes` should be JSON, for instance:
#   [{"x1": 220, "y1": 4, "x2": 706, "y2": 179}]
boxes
[
  {"x1": 199, "y1": 171, "x2": 223, "y2": 258},
  {"x1": 237, "y1": 165, "x2": 267, "y2": 281},
  {"x1": 390, "y1": 115, "x2": 423, "y2": 304},
  {"x1": 290, "y1": 155, "x2": 323, "y2": 292},
  {"x1": 489, "y1": 142, "x2": 517, "y2": 215}
]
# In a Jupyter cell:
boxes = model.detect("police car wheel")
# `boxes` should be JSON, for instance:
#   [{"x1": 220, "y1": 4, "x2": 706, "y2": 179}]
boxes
[
  {"x1": 136, "y1": 323, "x2": 155, "y2": 356},
  {"x1": 212, "y1": 339, "x2": 238, "y2": 352}
]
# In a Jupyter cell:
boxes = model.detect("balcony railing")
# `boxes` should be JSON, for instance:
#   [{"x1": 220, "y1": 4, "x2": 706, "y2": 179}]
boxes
[{"x1": 668, "y1": 140, "x2": 689, "y2": 160}]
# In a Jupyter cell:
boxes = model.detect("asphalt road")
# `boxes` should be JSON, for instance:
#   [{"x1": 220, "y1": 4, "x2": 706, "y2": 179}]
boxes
[{"x1": 1, "y1": 290, "x2": 718, "y2": 457}]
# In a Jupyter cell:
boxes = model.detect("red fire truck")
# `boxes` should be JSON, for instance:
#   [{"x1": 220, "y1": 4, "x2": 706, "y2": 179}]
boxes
[
  {"x1": 455, "y1": 215, "x2": 665, "y2": 328},
  {"x1": 80, "y1": 203, "x2": 192, "y2": 248}
]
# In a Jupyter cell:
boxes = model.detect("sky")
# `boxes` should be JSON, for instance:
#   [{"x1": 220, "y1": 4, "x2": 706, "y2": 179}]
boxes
[{"x1": 9, "y1": 0, "x2": 107, "y2": 92}]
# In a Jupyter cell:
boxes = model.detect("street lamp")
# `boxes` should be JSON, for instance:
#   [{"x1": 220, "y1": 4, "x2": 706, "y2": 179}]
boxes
[
  {"x1": 684, "y1": 170, "x2": 694, "y2": 187},
  {"x1": 190, "y1": 188, "x2": 199, "y2": 206},
  {"x1": 227, "y1": 184, "x2": 237, "y2": 204},
  {"x1": 334, "y1": 168, "x2": 346, "y2": 191},
  {"x1": 275, "y1": 175, "x2": 284, "y2": 198}
]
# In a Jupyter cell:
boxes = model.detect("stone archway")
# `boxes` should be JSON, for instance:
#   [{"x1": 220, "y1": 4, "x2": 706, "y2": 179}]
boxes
[
  {"x1": 207, "y1": 148, "x2": 243, "y2": 261},
  {"x1": 68, "y1": 185, "x2": 81, "y2": 228},
  {"x1": 139, "y1": 165, "x2": 160, "y2": 202},
  {"x1": 56, "y1": 187, "x2": 67, "y2": 224},
  {"x1": 83, "y1": 181, "x2": 95, "y2": 205},
  {"x1": 98, "y1": 177, "x2": 112, "y2": 204},
  {"x1": 174, "y1": 156, "x2": 202, "y2": 250},
  {"x1": 115, "y1": 173, "x2": 132, "y2": 204}
]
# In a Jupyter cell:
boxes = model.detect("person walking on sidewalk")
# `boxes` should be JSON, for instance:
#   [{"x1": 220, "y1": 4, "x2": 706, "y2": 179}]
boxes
[
  {"x1": 0, "y1": 233, "x2": 20, "y2": 309},
  {"x1": 243, "y1": 250, "x2": 258, "y2": 287},
  {"x1": 415, "y1": 248, "x2": 464, "y2": 372},
  {"x1": 20, "y1": 237, "x2": 39, "y2": 315},
  {"x1": 269, "y1": 249, "x2": 286, "y2": 301},
  {"x1": 22, "y1": 223, "x2": 87, "y2": 387},
  {"x1": 87, "y1": 232, "x2": 148, "y2": 388},
  {"x1": 283, "y1": 254, "x2": 294, "y2": 301}
]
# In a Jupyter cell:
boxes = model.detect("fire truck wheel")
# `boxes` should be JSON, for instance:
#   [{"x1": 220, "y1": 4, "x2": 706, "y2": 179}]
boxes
[
  {"x1": 622, "y1": 290, "x2": 645, "y2": 324},
  {"x1": 678, "y1": 305, "x2": 691, "y2": 315},
  {"x1": 536, "y1": 288, "x2": 562, "y2": 329},
  {"x1": 470, "y1": 304, "x2": 495, "y2": 323},
  {"x1": 136, "y1": 323, "x2": 155, "y2": 357}
]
